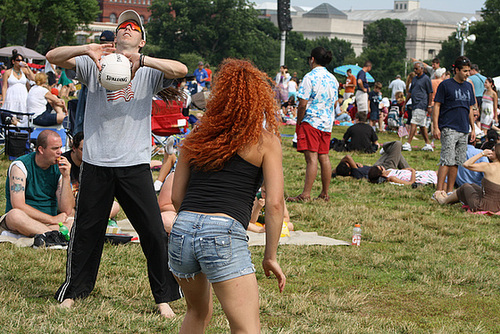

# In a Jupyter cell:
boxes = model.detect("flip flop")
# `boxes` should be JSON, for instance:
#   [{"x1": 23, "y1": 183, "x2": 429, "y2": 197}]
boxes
[{"x1": 286, "y1": 194, "x2": 311, "y2": 203}]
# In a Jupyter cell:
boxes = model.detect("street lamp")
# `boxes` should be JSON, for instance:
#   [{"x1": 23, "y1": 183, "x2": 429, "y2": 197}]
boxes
[{"x1": 456, "y1": 16, "x2": 477, "y2": 56}]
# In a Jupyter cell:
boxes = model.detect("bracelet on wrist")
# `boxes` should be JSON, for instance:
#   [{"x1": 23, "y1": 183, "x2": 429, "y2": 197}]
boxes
[{"x1": 139, "y1": 54, "x2": 145, "y2": 67}]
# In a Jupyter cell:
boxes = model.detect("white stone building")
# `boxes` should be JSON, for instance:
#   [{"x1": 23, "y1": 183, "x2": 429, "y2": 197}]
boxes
[{"x1": 256, "y1": 0, "x2": 480, "y2": 60}]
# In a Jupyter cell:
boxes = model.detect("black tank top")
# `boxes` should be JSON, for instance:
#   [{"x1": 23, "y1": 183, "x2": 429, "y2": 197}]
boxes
[{"x1": 179, "y1": 154, "x2": 263, "y2": 229}]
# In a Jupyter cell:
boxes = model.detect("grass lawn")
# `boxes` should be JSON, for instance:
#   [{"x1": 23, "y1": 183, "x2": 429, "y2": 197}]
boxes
[{"x1": 0, "y1": 125, "x2": 498, "y2": 333}]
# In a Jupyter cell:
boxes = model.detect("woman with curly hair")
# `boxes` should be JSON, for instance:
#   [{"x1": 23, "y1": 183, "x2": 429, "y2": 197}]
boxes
[{"x1": 170, "y1": 58, "x2": 286, "y2": 333}]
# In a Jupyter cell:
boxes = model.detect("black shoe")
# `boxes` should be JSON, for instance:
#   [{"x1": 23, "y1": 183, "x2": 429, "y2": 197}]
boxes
[{"x1": 33, "y1": 231, "x2": 68, "y2": 249}]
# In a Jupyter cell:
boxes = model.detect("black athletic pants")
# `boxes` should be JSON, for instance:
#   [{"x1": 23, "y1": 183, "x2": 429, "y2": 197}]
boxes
[{"x1": 55, "y1": 163, "x2": 181, "y2": 304}]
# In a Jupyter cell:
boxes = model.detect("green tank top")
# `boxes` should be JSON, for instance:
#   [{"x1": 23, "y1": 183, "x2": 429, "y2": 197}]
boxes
[{"x1": 5, "y1": 152, "x2": 61, "y2": 216}]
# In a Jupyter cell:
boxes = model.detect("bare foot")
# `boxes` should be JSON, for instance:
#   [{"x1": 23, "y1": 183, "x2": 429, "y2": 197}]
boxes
[
  {"x1": 60, "y1": 298, "x2": 74, "y2": 309},
  {"x1": 435, "y1": 191, "x2": 448, "y2": 204},
  {"x1": 157, "y1": 303, "x2": 175, "y2": 318}
]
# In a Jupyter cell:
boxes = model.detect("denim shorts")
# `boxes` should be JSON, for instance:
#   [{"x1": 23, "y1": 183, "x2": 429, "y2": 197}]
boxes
[{"x1": 168, "y1": 211, "x2": 255, "y2": 283}]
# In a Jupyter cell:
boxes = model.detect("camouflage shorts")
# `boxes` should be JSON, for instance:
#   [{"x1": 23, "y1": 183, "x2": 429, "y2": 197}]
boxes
[{"x1": 439, "y1": 127, "x2": 468, "y2": 166}]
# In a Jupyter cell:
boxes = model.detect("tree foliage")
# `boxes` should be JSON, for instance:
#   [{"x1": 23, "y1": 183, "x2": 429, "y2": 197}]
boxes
[
  {"x1": 147, "y1": 0, "x2": 280, "y2": 74},
  {"x1": 0, "y1": 0, "x2": 100, "y2": 53},
  {"x1": 437, "y1": 34, "x2": 460, "y2": 74},
  {"x1": 466, "y1": 0, "x2": 500, "y2": 76},
  {"x1": 147, "y1": 0, "x2": 355, "y2": 77},
  {"x1": 364, "y1": 18, "x2": 406, "y2": 59},
  {"x1": 358, "y1": 18, "x2": 407, "y2": 86}
]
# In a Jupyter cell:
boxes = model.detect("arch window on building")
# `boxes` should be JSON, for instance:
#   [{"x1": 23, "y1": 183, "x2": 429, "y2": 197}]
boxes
[{"x1": 110, "y1": 13, "x2": 117, "y2": 23}]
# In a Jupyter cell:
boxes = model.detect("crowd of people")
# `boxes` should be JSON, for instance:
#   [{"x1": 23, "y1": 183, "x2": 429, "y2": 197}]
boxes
[{"x1": 0, "y1": 7, "x2": 499, "y2": 333}]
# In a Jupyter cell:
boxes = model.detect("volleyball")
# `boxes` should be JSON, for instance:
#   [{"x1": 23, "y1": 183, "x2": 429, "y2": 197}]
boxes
[{"x1": 98, "y1": 53, "x2": 131, "y2": 91}]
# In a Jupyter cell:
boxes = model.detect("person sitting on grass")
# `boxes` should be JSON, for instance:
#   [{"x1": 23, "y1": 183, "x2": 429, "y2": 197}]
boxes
[
  {"x1": 248, "y1": 185, "x2": 294, "y2": 234},
  {"x1": 435, "y1": 144, "x2": 500, "y2": 212},
  {"x1": 455, "y1": 134, "x2": 489, "y2": 187},
  {"x1": 27, "y1": 72, "x2": 68, "y2": 126},
  {"x1": 0, "y1": 130, "x2": 74, "y2": 248},
  {"x1": 62, "y1": 132, "x2": 120, "y2": 221},
  {"x1": 343, "y1": 111, "x2": 380, "y2": 153}
]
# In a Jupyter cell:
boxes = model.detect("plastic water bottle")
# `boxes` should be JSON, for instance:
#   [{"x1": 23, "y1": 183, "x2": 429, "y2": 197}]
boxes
[
  {"x1": 351, "y1": 224, "x2": 361, "y2": 246},
  {"x1": 59, "y1": 222, "x2": 70, "y2": 241}
]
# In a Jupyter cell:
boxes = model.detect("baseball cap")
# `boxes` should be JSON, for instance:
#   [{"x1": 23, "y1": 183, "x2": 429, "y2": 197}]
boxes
[
  {"x1": 100, "y1": 30, "x2": 115, "y2": 43},
  {"x1": 198, "y1": 61, "x2": 204, "y2": 66},
  {"x1": 117, "y1": 10, "x2": 146, "y2": 41}
]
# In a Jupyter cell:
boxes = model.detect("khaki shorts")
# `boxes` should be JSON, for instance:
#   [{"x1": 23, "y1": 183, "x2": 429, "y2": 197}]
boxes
[
  {"x1": 0, "y1": 213, "x2": 11, "y2": 234},
  {"x1": 355, "y1": 90, "x2": 368, "y2": 112},
  {"x1": 410, "y1": 108, "x2": 428, "y2": 127}
]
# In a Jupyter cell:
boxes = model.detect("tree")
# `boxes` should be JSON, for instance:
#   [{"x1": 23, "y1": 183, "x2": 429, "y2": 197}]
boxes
[
  {"x1": 147, "y1": 0, "x2": 280, "y2": 73},
  {"x1": 364, "y1": 18, "x2": 406, "y2": 59},
  {"x1": 437, "y1": 34, "x2": 460, "y2": 74},
  {"x1": 0, "y1": 0, "x2": 100, "y2": 53},
  {"x1": 466, "y1": 0, "x2": 500, "y2": 76},
  {"x1": 359, "y1": 18, "x2": 407, "y2": 86}
]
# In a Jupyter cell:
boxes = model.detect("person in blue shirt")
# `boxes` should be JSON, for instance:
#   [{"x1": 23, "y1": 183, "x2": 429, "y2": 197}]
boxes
[
  {"x1": 193, "y1": 61, "x2": 208, "y2": 91},
  {"x1": 468, "y1": 64, "x2": 486, "y2": 110},
  {"x1": 354, "y1": 61, "x2": 372, "y2": 113},
  {"x1": 456, "y1": 136, "x2": 489, "y2": 187},
  {"x1": 403, "y1": 62, "x2": 434, "y2": 152},
  {"x1": 287, "y1": 47, "x2": 338, "y2": 202},
  {"x1": 432, "y1": 56, "x2": 476, "y2": 197}
]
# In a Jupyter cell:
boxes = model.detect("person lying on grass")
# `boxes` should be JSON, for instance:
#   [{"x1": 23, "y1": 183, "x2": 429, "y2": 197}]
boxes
[{"x1": 367, "y1": 165, "x2": 437, "y2": 186}]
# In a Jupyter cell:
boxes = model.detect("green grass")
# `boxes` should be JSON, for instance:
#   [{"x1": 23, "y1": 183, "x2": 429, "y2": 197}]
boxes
[{"x1": 0, "y1": 126, "x2": 499, "y2": 333}]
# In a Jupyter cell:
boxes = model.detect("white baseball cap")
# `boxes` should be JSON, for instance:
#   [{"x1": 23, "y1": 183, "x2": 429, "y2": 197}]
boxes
[{"x1": 117, "y1": 10, "x2": 146, "y2": 41}]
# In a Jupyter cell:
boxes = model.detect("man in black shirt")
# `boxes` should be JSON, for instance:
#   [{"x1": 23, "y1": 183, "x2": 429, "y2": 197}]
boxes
[{"x1": 343, "y1": 112, "x2": 379, "y2": 153}]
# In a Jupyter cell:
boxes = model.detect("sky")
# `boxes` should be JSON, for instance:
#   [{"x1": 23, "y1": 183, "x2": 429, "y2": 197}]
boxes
[{"x1": 255, "y1": 0, "x2": 484, "y2": 15}]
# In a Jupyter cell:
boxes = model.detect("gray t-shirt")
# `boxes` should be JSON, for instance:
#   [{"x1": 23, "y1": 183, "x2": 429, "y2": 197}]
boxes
[
  {"x1": 76, "y1": 56, "x2": 163, "y2": 167},
  {"x1": 409, "y1": 74, "x2": 432, "y2": 111}
]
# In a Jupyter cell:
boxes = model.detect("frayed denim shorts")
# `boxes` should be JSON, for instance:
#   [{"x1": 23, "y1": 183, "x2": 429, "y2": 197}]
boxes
[{"x1": 168, "y1": 211, "x2": 255, "y2": 283}]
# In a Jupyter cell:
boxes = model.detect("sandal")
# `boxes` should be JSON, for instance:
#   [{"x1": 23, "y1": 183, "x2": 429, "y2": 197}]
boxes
[
  {"x1": 315, "y1": 194, "x2": 330, "y2": 202},
  {"x1": 286, "y1": 194, "x2": 311, "y2": 203}
]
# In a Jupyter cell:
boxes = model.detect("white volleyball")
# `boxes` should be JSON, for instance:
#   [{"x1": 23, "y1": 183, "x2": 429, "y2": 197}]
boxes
[{"x1": 98, "y1": 53, "x2": 131, "y2": 91}]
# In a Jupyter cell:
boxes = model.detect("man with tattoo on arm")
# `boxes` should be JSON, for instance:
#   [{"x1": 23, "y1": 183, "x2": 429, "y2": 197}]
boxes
[{"x1": 0, "y1": 130, "x2": 75, "y2": 248}]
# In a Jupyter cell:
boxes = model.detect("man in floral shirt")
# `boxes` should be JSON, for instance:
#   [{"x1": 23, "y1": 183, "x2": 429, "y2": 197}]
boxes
[{"x1": 287, "y1": 47, "x2": 338, "y2": 202}]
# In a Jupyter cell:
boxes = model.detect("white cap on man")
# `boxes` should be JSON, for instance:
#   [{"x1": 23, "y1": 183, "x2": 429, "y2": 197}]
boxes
[{"x1": 117, "y1": 10, "x2": 146, "y2": 41}]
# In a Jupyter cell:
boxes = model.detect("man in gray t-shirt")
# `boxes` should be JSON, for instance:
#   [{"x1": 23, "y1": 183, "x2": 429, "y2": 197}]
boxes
[{"x1": 46, "y1": 9, "x2": 187, "y2": 317}]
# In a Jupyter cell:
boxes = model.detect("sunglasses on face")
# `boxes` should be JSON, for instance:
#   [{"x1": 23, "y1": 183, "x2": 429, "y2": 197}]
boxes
[
  {"x1": 117, "y1": 20, "x2": 141, "y2": 34},
  {"x1": 15, "y1": 59, "x2": 23, "y2": 62}
]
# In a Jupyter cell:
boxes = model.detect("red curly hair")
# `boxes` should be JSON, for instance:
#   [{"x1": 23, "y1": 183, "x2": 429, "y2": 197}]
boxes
[{"x1": 181, "y1": 58, "x2": 280, "y2": 171}]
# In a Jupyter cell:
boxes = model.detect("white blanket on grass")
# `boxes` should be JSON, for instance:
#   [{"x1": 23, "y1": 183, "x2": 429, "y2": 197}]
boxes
[{"x1": 117, "y1": 219, "x2": 350, "y2": 246}]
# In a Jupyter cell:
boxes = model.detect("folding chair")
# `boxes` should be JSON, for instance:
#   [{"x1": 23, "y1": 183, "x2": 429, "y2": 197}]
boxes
[
  {"x1": 151, "y1": 99, "x2": 188, "y2": 158},
  {"x1": 0, "y1": 109, "x2": 35, "y2": 159}
]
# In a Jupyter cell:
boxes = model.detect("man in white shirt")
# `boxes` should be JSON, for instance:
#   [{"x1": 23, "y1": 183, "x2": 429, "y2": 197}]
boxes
[{"x1": 388, "y1": 74, "x2": 406, "y2": 100}]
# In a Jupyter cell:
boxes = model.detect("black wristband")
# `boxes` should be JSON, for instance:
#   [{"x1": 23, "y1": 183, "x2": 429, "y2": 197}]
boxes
[{"x1": 139, "y1": 54, "x2": 145, "y2": 67}]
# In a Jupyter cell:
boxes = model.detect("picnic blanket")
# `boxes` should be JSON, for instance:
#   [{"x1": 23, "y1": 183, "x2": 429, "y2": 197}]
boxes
[
  {"x1": 0, "y1": 220, "x2": 350, "y2": 247},
  {"x1": 117, "y1": 219, "x2": 350, "y2": 246},
  {"x1": 462, "y1": 205, "x2": 500, "y2": 216},
  {"x1": 0, "y1": 231, "x2": 34, "y2": 247}
]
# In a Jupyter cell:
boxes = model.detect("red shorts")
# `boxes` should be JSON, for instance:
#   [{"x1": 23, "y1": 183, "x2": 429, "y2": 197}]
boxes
[{"x1": 296, "y1": 122, "x2": 331, "y2": 154}]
